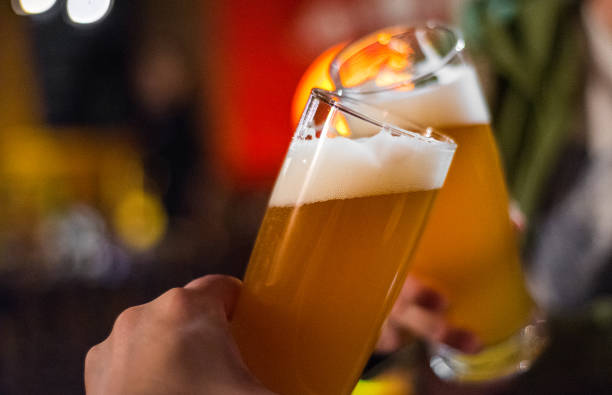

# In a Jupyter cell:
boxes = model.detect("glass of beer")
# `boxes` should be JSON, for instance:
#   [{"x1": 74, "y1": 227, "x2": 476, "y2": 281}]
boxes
[
  {"x1": 231, "y1": 88, "x2": 456, "y2": 395},
  {"x1": 330, "y1": 24, "x2": 547, "y2": 381}
]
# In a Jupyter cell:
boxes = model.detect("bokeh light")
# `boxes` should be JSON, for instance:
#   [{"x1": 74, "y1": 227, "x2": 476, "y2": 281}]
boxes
[
  {"x1": 113, "y1": 189, "x2": 167, "y2": 252},
  {"x1": 38, "y1": 204, "x2": 115, "y2": 281},
  {"x1": 13, "y1": 0, "x2": 57, "y2": 15},
  {"x1": 352, "y1": 374, "x2": 409, "y2": 395},
  {"x1": 66, "y1": 0, "x2": 112, "y2": 24},
  {"x1": 290, "y1": 43, "x2": 344, "y2": 128}
]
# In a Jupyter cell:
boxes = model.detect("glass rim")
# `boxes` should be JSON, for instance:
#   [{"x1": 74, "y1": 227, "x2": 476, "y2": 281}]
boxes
[
  {"x1": 330, "y1": 22, "x2": 465, "y2": 95},
  {"x1": 311, "y1": 88, "x2": 456, "y2": 149}
]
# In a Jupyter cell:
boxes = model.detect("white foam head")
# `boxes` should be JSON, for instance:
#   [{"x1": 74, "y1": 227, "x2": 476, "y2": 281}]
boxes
[
  {"x1": 353, "y1": 65, "x2": 490, "y2": 128},
  {"x1": 269, "y1": 129, "x2": 455, "y2": 207}
]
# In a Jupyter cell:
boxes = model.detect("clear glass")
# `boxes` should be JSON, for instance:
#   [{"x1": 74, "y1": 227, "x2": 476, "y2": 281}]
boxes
[
  {"x1": 330, "y1": 23, "x2": 547, "y2": 382},
  {"x1": 231, "y1": 88, "x2": 456, "y2": 395}
]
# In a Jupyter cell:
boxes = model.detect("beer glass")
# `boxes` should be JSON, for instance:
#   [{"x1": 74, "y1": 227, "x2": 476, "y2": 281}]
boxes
[
  {"x1": 330, "y1": 24, "x2": 547, "y2": 381},
  {"x1": 231, "y1": 88, "x2": 456, "y2": 395}
]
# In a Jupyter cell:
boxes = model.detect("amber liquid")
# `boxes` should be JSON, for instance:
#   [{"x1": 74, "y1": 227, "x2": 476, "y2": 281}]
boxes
[
  {"x1": 409, "y1": 124, "x2": 533, "y2": 346},
  {"x1": 232, "y1": 190, "x2": 437, "y2": 395}
]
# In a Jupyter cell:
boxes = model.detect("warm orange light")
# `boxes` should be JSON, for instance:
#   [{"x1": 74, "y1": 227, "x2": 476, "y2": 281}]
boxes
[
  {"x1": 291, "y1": 43, "x2": 345, "y2": 128},
  {"x1": 377, "y1": 32, "x2": 392, "y2": 46},
  {"x1": 335, "y1": 31, "x2": 415, "y2": 89},
  {"x1": 335, "y1": 115, "x2": 350, "y2": 136},
  {"x1": 291, "y1": 36, "x2": 416, "y2": 128},
  {"x1": 338, "y1": 45, "x2": 413, "y2": 87},
  {"x1": 375, "y1": 71, "x2": 414, "y2": 90},
  {"x1": 388, "y1": 55, "x2": 408, "y2": 70},
  {"x1": 388, "y1": 38, "x2": 410, "y2": 57},
  {"x1": 338, "y1": 46, "x2": 392, "y2": 89}
]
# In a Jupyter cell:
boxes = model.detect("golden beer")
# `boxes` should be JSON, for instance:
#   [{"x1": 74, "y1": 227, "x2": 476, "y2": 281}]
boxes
[
  {"x1": 360, "y1": 65, "x2": 534, "y2": 347},
  {"x1": 331, "y1": 25, "x2": 545, "y2": 380},
  {"x1": 233, "y1": 191, "x2": 436, "y2": 395},
  {"x1": 231, "y1": 89, "x2": 456, "y2": 394},
  {"x1": 409, "y1": 123, "x2": 533, "y2": 346}
]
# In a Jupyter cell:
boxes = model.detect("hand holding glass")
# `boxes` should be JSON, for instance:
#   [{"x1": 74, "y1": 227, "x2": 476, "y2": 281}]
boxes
[{"x1": 330, "y1": 24, "x2": 547, "y2": 381}]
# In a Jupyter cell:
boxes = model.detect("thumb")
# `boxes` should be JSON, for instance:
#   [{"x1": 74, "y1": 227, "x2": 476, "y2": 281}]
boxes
[{"x1": 185, "y1": 275, "x2": 243, "y2": 320}]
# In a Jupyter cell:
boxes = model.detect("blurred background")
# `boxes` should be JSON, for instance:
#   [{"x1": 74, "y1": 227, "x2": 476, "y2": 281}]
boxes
[
  {"x1": 0, "y1": 1, "x2": 464, "y2": 392},
  {"x1": 0, "y1": 0, "x2": 610, "y2": 394}
]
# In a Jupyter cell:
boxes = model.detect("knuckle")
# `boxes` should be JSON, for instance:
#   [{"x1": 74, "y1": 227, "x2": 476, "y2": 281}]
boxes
[
  {"x1": 164, "y1": 286, "x2": 188, "y2": 300},
  {"x1": 113, "y1": 305, "x2": 140, "y2": 332},
  {"x1": 84, "y1": 343, "x2": 102, "y2": 372},
  {"x1": 85, "y1": 345, "x2": 97, "y2": 364},
  {"x1": 161, "y1": 287, "x2": 194, "y2": 320},
  {"x1": 164, "y1": 287, "x2": 190, "y2": 307}
]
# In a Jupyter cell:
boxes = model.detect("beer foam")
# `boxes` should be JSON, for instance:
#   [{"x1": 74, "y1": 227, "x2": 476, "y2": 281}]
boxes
[
  {"x1": 269, "y1": 130, "x2": 454, "y2": 207},
  {"x1": 354, "y1": 65, "x2": 490, "y2": 128}
]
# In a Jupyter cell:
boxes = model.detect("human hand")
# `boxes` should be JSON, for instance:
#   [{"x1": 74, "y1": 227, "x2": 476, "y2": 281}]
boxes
[
  {"x1": 377, "y1": 203, "x2": 527, "y2": 354},
  {"x1": 85, "y1": 275, "x2": 275, "y2": 395},
  {"x1": 591, "y1": 0, "x2": 612, "y2": 32},
  {"x1": 376, "y1": 276, "x2": 482, "y2": 354}
]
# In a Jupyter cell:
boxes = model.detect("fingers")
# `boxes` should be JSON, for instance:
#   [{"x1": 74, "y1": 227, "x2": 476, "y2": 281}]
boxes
[
  {"x1": 389, "y1": 306, "x2": 482, "y2": 354},
  {"x1": 436, "y1": 327, "x2": 482, "y2": 354},
  {"x1": 389, "y1": 303, "x2": 446, "y2": 340},
  {"x1": 84, "y1": 344, "x2": 103, "y2": 393},
  {"x1": 509, "y1": 200, "x2": 527, "y2": 233},
  {"x1": 184, "y1": 275, "x2": 243, "y2": 320},
  {"x1": 83, "y1": 275, "x2": 255, "y2": 395},
  {"x1": 376, "y1": 319, "x2": 414, "y2": 353},
  {"x1": 384, "y1": 277, "x2": 448, "y2": 351},
  {"x1": 386, "y1": 276, "x2": 483, "y2": 354},
  {"x1": 378, "y1": 281, "x2": 448, "y2": 353},
  {"x1": 393, "y1": 277, "x2": 447, "y2": 313}
]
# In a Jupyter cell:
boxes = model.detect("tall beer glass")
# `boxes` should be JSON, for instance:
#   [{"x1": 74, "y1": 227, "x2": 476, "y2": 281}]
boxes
[
  {"x1": 231, "y1": 89, "x2": 456, "y2": 395},
  {"x1": 330, "y1": 24, "x2": 546, "y2": 381}
]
